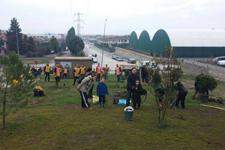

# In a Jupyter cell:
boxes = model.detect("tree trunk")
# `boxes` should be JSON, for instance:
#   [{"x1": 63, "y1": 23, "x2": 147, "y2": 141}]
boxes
[
  {"x1": 2, "y1": 83, "x2": 8, "y2": 129},
  {"x1": 158, "y1": 109, "x2": 161, "y2": 124}
]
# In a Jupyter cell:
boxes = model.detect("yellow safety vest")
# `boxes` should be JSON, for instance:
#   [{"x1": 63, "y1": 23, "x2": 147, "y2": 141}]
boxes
[
  {"x1": 45, "y1": 66, "x2": 51, "y2": 73},
  {"x1": 74, "y1": 67, "x2": 80, "y2": 77},
  {"x1": 80, "y1": 67, "x2": 86, "y2": 75}
]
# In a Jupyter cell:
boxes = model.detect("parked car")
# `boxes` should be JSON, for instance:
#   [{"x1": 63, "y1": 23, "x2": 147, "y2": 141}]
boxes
[
  {"x1": 122, "y1": 57, "x2": 129, "y2": 62},
  {"x1": 128, "y1": 58, "x2": 136, "y2": 64},
  {"x1": 213, "y1": 56, "x2": 225, "y2": 63},
  {"x1": 92, "y1": 57, "x2": 98, "y2": 63},
  {"x1": 115, "y1": 57, "x2": 124, "y2": 61},
  {"x1": 217, "y1": 60, "x2": 225, "y2": 66},
  {"x1": 112, "y1": 55, "x2": 118, "y2": 60}
]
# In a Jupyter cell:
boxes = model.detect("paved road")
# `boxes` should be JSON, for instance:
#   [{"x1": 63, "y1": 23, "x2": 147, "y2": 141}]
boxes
[
  {"x1": 182, "y1": 59, "x2": 225, "y2": 81},
  {"x1": 84, "y1": 43, "x2": 130, "y2": 72}
]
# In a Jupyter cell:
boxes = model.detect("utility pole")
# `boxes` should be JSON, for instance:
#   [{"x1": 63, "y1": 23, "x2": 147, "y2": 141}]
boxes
[
  {"x1": 101, "y1": 19, "x2": 107, "y2": 68},
  {"x1": 74, "y1": 13, "x2": 83, "y2": 36}
]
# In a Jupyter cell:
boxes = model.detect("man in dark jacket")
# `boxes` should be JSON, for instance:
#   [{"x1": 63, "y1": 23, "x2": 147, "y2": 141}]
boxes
[
  {"x1": 141, "y1": 66, "x2": 149, "y2": 83},
  {"x1": 175, "y1": 82, "x2": 188, "y2": 109},
  {"x1": 126, "y1": 68, "x2": 140, "y2": 106}
]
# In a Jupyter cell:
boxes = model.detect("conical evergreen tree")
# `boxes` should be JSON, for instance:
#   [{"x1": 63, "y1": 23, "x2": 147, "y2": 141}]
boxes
[
  {"x1": 6, "y1": 18, "x2": 22, "y2": 53},
  {"x1": 66, "y1": 27, "x2": 84, "y2": 56}
]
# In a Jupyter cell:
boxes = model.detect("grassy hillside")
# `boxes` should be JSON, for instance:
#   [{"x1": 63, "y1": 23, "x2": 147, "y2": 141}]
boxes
[{"x1": 0, "y1": 76, "x2": 225, "y2": 150}]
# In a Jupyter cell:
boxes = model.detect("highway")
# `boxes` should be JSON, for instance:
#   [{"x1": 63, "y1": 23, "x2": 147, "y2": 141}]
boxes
[{"x1": 84, "y1": 43, "x2": 130, "y2": 72}]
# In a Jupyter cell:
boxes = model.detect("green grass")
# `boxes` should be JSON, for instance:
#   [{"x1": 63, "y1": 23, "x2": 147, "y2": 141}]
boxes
[{"x1": 0, "y1": 75, "x2": 225, "y2": 150}]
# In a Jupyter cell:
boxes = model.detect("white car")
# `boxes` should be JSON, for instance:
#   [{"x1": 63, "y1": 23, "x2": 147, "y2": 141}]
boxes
[
  {"x1": 92, "y1": 57, "x2": 98, "y2": 63},
  {"x1": 213, "y1": 56, "x2": 225, "y2": 63},
  {"x1": 141, "y1": 60, "x2": 150, "y2": 66},
  {"x1": 217, "y1": 60, "x2": 225, "y2": 66},
  {"x1": 112, "y1": 55, "x2": 118, "y2": 60}
]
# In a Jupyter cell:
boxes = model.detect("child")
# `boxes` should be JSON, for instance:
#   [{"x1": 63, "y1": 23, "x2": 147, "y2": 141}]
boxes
[
  {"x1": 132, "y1": 80, "x2": 144, "y2": 109},
  {"x1": 97, "y1": 78, "x2": 109, "y2": 107}
]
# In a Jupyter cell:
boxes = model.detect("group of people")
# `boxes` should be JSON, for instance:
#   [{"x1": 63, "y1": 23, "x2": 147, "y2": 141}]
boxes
[
  {"x1": 41, "y1": 64, "x2": 87, "y2": 87},
  {"x1": 75, "y1": 63, "x2": 126, "y2": 109},
  {"x1": 30, "y1": 64, "x2": 70, "y2": 83},
  {"x1": 76, "y1": 69, "x2": 109, "y2": 108},
  {"x1": 126, "y1": 68, "x2": 146, "y2": 109},
  {"x1": 30, "y1": 66, "x2": 42, "y2": 78},
  {"x1": 126, "y1": 67, "x2": 189, "y2": 109},
  {"x1": 95, "y1": 63, "x2": 110, "y2": 81},
  {"x1": 76, "y1": 66, "x2": 146, "y2": 109},
  {"x1": 31, "y1": 63, "x2": 189, "y2": 110},
  {"x1": 43, "y1": 64, "x2": 70, "y2": 86},
  {"x1": 95, "y1": 63, "x2": 125, "y2": 83}
]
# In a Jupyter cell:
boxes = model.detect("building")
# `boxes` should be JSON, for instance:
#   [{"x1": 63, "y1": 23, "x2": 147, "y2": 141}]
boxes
[
  {"x1": 97, "y1": 35, "x2": 129, "y2": 46},
  {"x1": 129, "y1": 29, "x2": 225, "y2": 57},
  {"x1": 55, "y1": 57, "x2": 92, "y2": 68},
  {"x1": 167, "y1": 29, "x2": 225, "y2": 57}
]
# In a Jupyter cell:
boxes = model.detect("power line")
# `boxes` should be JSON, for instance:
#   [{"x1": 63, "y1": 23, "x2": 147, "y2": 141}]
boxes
[{"x1": 101, "y1": 19, "x2": 108, "y2": 68}]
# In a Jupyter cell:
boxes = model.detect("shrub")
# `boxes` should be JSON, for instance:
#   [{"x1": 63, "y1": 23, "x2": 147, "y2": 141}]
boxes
[{"x1": 196, "y1": 74, "x2": 217, "y2": 93}]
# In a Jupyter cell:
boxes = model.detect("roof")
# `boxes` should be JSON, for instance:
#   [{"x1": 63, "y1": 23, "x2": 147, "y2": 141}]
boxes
[
  {"x1": 138, "y1": 29, "x2": 225, "y2": 47},
  {"x1": 167, "y1": 29, "x2": 225, "y2": 47},
  {"x1": 54, "y1": 57, "x2": 92, "y2": 61}
]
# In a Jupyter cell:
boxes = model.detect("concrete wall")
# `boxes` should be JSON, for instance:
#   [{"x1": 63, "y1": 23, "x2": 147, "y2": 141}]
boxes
[
  {"x1": 55, "y1": 60, "x2": 92, "y2": 68},
  {"x1": 55, "y1": 59, "x2": 93, "y2": 78},
  {"x1": 115, "y1": 47, "x2": 153, "y2": 61}
]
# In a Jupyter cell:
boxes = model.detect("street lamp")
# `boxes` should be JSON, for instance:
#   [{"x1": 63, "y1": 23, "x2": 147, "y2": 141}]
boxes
[{"x1": 101, "y1": 19, "x2": 107, "y2": 68}]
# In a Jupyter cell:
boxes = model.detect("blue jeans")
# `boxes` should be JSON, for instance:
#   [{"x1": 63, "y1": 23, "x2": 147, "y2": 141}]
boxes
[{"x1": 99, "y1": 96, "x2": 106, "y2": 107}]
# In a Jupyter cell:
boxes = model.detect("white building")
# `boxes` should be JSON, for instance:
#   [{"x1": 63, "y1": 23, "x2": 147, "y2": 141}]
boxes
[{"x1": 97, "y1": 35, "x2": 129, "y2": 46}]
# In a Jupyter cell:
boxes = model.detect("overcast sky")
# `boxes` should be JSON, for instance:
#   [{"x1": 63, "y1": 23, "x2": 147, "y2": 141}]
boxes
[{"x1": 0, "y1": 0, "x2": 224, "y2": 35}]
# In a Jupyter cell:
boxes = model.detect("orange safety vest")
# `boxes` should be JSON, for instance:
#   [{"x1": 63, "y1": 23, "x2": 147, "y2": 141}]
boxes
[
  {"x1": 64, "y1": 68, "x2": 68, "y2": 74},
  {"x1": 55, "y1": 67, "x2": 61, "y2": 77},
  {"x1": 115, "y1": 67, "x2": 121, "y2": 75},
  {"x1": 96, "y1": 66, "x2": 101, "y2": 74}
]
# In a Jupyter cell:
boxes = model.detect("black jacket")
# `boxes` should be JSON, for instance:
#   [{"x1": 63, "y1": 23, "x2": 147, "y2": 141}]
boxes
[
  {"x1": 127, "y1": 73, "x2": 140, "y2": 91},
  {"x1": 132, "y1": 85, "x2": 144, "y2": 99}
]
